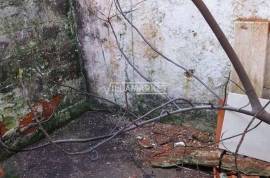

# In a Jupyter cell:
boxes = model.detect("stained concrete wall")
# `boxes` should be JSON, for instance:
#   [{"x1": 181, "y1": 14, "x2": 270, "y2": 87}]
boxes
[
  {"x1": 0, "y1": 0, "x2": 88, "y2": 136},
  {"x1": 76, "y1": 0, "x2": 270, "y2": 109}
]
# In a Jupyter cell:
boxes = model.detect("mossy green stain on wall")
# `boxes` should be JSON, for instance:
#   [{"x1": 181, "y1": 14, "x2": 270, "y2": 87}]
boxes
[
  {"x1": 0, "y1": 0, "x2": 85, "y2": 138},
  {"x1": 0, "y1": 100, "x2": 94, "y2": 161}
]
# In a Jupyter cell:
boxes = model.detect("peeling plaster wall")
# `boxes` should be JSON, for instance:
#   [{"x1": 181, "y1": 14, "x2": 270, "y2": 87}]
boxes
[
  {"x1": 0, "y1": 0, "x2": 86, "y2": 134},
  {"x1": 76, "y1": 0, "x2": 270, "y2": 107}
]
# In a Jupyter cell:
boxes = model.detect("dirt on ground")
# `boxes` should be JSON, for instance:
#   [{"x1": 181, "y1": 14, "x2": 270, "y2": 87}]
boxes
[{"x1": 1, "y1": 111, "x2": 212, "y2": 178}]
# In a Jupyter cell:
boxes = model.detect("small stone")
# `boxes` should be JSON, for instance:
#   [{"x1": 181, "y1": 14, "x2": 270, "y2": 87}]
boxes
[{"x1": 174, "y1": 141, "x2": 186, "y2": 147}]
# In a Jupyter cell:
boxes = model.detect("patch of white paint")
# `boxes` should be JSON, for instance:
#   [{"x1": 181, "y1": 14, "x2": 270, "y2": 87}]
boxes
[
  {"x1": 77, "y1": 0, "x2": 270, "y2": 106},
  {"x1": 220, "y1": 92, "x2": 270, "y2": 162}
]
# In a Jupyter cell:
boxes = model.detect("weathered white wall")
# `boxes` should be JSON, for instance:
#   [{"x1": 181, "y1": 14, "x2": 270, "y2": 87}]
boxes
[{"x1": 76, "y1": 0, "x2": 270, "y2": 106}]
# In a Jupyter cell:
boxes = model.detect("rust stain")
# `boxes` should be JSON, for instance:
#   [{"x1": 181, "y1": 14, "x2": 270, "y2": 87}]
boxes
[
  {"x1": 103, "y1": 38, "x2": 120, "y2": 80},
  {"x1": 142, "y1": 23, "x2": 164, "y2": 60},
  {"x1": 236, "y1": 17, "x2": 270, "y2": 22},
  {"x1": 236, "y1": 17, "x2": 270, "y2": 30},
  {"x1": 184, "y1": 69, "x2": 195, "y2": 80},
  {"x1": 240, "y1": 24, "x2": 248, "y2": 30},
  {"x1": 19, "y1": 95, "x2": 63, "y2": 134}
]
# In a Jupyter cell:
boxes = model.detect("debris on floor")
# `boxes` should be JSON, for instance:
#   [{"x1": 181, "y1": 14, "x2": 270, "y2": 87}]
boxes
[
  {"x1": 134, "y1": 123, "x2": 270, "y2": 176},
  {"x1": 1, "y1": 112, "x2": 212, "y2": 178}
]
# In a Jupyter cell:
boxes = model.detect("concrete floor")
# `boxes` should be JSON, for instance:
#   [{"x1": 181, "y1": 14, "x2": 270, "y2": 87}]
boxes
[{"x1": 2, "y1": 111, "x2": 212, "y2": 178}]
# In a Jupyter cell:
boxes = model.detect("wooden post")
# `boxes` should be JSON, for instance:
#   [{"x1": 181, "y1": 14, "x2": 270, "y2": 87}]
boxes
[
  {"x1": 230, "y1": 21, "x2": 269, "y2": 97},
  {"x1": 215, "y1": 20, "x2": 269, "y2": 178}
]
